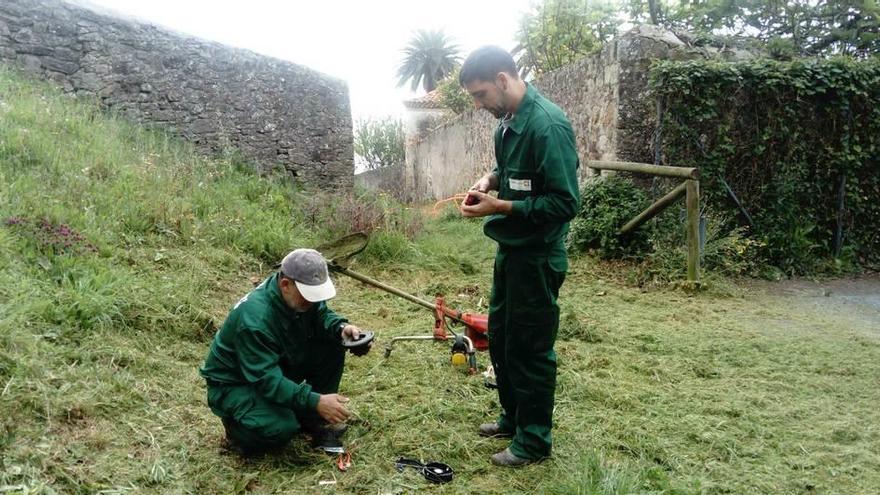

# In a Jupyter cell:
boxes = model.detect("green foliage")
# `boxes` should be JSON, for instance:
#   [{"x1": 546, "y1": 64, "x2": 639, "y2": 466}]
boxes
[
  {"x1": 568, "y1": 175, "x2": 770, "y2": 283},
  {"x1": 361, "y1": 230, "x2": 416, "y2": 264},
  {"x1": 631, "y1": 209, "x2": 768, "y2": 285},
  {"x1": 396, "y1": 30, "x2": 462, "y2": 92},
  {"x1": 514, "y1": 0, "x2": 620, "y2": 77},
  {"x1": 626, "y1": 0, "x2": 880, "y2": 57},
  {"x1": 353, "y1": 117, "x2": 405, "y2": 171},
  {"x1": 436, "y1": 68, "x2": 471, "y2": 114},
  {"x1": 568, "y1": 176, "x2": 650, "y2": 258},
  {"x1": 651, "y1": 57, "x2": 880, "y2": 274}
]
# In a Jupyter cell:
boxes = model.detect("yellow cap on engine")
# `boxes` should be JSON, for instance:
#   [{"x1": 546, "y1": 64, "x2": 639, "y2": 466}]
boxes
[{"x1": 451, "y1": 352, "x2": 467, "y2": 366}]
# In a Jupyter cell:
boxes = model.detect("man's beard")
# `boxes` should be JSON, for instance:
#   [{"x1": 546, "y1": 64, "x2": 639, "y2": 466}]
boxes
[
  {"x1": 487, "y1": 92, "x2": 508, "y2": 118},
  {"x1": 487, "y1": 108, "x2": 505, "y2": 118}
]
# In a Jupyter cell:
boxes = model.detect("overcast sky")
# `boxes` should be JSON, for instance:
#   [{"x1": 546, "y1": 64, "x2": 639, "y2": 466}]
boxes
[{"x1": 77, "y1": 0, "x2": 534, "y2": 121}]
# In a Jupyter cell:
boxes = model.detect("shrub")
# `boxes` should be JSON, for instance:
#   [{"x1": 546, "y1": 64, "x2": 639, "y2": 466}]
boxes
[
  {"x1": 634, "y1": 210, "x2": 767, "y2": 284},
  {"x1": 567, "y1": 175, "x2": 768, "y2": 284},
  {"x1": 353, "y1": 117, "x2": 405, "y2": 171},
  {"x1": 567, "y1": 176, "x2": 650, "y2": 258}
]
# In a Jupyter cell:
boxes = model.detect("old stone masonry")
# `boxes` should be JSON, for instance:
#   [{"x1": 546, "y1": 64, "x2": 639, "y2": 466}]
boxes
[{"x1": 0, "y1": 0, "x2": 354, "y2": 191}]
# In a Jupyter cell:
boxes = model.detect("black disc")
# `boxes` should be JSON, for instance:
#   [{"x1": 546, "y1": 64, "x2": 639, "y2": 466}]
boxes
[{"x1": 341, "y1": 330, "x2": 374, "y2": 348}]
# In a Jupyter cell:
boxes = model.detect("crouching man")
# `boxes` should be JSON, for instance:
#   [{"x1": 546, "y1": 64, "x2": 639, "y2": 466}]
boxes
[{"x1": 199, "y1": 248, "x2": 370, "y2": 455}]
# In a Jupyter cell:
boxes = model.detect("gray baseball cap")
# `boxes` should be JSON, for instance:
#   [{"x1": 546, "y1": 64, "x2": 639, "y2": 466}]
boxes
[{"x1": 280, "y1": 248, "x2": 336, "y2": 302}]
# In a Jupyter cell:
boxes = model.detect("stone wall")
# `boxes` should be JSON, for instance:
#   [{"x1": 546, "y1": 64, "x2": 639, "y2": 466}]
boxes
[
  {"x1": 402, "y1": 25, "x2": 691, "y2": 201},
  {"x1": 0, "y1": 0, "x2": 354, "y2": 191},
  {"x1": 354, "y1": 165, "x2": 402, "y2": 194}
]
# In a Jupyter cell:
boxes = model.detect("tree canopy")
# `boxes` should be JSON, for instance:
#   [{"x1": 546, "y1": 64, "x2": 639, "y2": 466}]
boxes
[
  {"x1": 396, "y1": 30, "x2": 462, "y2": 93},
  {"x1": 514, "y1": 0, "x2": 620, "y2": 78},
  {"x1": 513, "y1": 0, "x2": 879, "y2": 76},
  {"x1": 627, "y1": 0, "x2": 880, "y2": 57}
]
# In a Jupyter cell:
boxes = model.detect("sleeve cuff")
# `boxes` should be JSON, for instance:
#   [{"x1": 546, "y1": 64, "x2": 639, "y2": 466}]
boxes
[
  {"x1": 307, "y1": 391, "x2": 321, "y2": 410},
  {"x1": 510, "y1": 200, "x2": 528, "y2": 217}
]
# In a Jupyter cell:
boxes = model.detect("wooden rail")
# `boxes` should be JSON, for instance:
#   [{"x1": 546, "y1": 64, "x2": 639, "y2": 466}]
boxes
[
  {"x1": 589, "y1": 160, "x2": 699, "y2": 180},
  {"x1": 588, "y1": 161, "x2": 701, "y2": 286}
]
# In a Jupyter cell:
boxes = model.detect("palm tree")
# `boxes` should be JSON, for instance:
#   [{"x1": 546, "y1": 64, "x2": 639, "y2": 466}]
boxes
[{"x1": 396, "y1": 30, "x2": 462, "y2": 93}]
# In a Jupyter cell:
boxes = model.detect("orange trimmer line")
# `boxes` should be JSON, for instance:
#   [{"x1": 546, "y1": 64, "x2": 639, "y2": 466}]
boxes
[{"x1": 432, "y1": 193, "x2": 468, "y2": 213}]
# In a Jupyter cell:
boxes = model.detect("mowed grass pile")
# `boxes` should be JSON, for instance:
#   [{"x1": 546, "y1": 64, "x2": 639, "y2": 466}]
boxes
[{"x1": 1, "y1": 67, "x2": 879, "y2": 494}]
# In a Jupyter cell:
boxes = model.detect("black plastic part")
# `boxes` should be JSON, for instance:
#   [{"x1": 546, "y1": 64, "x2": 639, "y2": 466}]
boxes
[
  {"x1": 341, "y1": 330, "x2": 374, "y2": 348},
  {"x1": 395, "y1": 458, "x2": 454, "y2": 484},
  {"x1": 451, "y1": 334, "x2": 467, "y2": 354}
]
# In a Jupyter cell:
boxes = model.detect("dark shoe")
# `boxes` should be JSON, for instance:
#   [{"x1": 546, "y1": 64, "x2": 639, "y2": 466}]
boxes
[
  {"x1": 490, "y1": 448, "x2": 535, "y2": 467},
  {"x1": 220, "y1": 417, "x2": 252, "y2": 457},
  {"x1": 310, "y1": 427, "x2": 344, "y2": 454},
  {"x1": 302, "y1": 419, "x2": 348, "y2": 436},
  {"x1": 479, "y1": 423, "x2": 513, "y2": 438},
  {"x1": 325, "y1": 422, "x2": 349, "y2": 434}
]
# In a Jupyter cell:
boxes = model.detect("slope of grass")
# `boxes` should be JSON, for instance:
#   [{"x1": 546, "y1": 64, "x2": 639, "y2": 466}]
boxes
[{"x1": 1, "y1": 67, "x2": 878, "y2": 494}]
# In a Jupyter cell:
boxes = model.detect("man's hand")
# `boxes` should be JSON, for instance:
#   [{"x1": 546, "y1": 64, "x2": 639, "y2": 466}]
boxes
[
  {"x1": 341, "y1": 324, "x2": 371, "y2": 356},
  {"x1": 470, "y1": 173, "x2": 498, "y2": 194},
  {"x1": 316, "y1": 393, "x2": 351, "y2": 424},
  {"x1": 460, "y1": 191, "x2": 513, "y2": 218}
]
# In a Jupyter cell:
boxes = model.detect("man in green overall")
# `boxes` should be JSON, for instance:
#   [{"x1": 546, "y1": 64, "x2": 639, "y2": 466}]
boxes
[
  {"x1": 199, "y1": 248, "x2": 371, "y2": 456},
  {"x1": 459, "y1": 46, "x2": 580, "y2": 466}
]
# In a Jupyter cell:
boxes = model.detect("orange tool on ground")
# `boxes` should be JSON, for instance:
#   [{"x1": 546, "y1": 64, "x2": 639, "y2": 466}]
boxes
[
  {"x1": 316, "y1": 233, "x2": 489, "y2": 374},
  {"x1": 337, "y1": 451, "x2": 352, "y2": 471}
]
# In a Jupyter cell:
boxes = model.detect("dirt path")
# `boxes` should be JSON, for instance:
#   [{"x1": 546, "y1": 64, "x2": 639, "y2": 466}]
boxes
[{"x1": 745, "y1": 273, "x2": 880, "y2": 339}]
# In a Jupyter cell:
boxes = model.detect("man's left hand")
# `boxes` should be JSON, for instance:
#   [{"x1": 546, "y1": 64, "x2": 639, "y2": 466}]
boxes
[
  {"x1": 460, "y1": 191, "x2": 513, "y2": 218},
  {"x1": 341, "y1": 324, "x2": 371, "y2": 356}
]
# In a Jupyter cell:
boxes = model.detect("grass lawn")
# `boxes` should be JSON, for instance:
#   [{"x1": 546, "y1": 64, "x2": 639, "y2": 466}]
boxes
[{"x1": 1, "y1": 68, "x2": 878, "y2": 494}]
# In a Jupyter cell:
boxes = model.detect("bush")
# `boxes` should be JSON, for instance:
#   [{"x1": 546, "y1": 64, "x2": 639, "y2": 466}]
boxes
[
  {"x1": 353, "y1": 117, "x2": 405, "y2": 171},
  {"x1": 633, "y1": 209, "x2": 767, "y2": 285},
  {"x1": 436, "y1": 69, "x2": 471, "y2": 114},
  {"x1": 567, "y1": 176, "x2": 650, "y2": 258},
  {"x1": 567, "y1": 175, "x2": 768, "y2": 284}
]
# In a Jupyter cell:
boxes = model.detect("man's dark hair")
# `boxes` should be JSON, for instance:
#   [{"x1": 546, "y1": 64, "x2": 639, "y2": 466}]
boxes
[{"x1": 459, "y1": 46, "x2": 518, "y2": 86}]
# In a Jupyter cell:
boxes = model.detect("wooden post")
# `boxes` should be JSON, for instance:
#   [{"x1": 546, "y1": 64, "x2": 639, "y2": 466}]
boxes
[{"x1": 686, "y1": 179, "x2": 700, "y2": 286}]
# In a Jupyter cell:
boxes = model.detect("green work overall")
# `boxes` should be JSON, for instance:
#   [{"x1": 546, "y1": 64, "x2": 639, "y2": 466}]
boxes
[
  {"x1": 483, "y1": 83, "x2": 580, "y2": 460},
  {"x1": 200, "y1": 273, "x2": 348, "y2": 453}
]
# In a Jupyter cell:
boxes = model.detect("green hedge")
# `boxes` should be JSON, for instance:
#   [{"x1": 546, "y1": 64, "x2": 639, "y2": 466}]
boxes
[{"x1": 650, "y1": 57, "x2": 880, "y2": 273}]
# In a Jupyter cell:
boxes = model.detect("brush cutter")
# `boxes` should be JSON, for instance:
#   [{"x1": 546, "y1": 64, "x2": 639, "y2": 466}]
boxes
[{"x1": 316, "y1": 233, "x2": 489, "y2": 374}]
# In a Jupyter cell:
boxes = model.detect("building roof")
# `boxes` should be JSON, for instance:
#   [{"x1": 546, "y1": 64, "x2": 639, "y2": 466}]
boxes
[{"x1": 403, "y1": 89, "x2": 446, "y2": 110}]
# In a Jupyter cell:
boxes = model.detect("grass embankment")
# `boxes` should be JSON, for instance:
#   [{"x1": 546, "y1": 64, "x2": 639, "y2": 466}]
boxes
[{"x1": 1, "y1": 68, "x2": 878, "y2": 494}]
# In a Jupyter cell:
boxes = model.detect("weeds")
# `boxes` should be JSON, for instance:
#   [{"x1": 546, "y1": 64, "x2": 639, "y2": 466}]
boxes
[
  {"x1": 4, "y1": 216, "x2": 98, "y2": 256},
  {"x1": 300, "y1": 188, "x2": 424, "y2": 243}
]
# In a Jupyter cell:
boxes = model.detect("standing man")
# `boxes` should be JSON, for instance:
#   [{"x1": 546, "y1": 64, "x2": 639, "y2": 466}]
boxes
[
  {"x1": 459, "y1": 46, "x2": 580, "y2": 466},
  {"x1": 199, "y1": 248, "x2": 371, "y2": 456}
]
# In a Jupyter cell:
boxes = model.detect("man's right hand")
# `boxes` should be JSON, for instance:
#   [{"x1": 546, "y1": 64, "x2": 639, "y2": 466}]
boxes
[{"x1": 316, "y1": 393, "x2": 350, "y2": 424}]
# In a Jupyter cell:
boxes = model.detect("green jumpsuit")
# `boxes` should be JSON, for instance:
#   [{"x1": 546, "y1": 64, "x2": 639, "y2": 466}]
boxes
[
  {"x1": 485, "y1": 83, "x2": 580, "y2": 460},
  {"x1": 199, "y1": 273, "x2": 348, "y2": 453}
]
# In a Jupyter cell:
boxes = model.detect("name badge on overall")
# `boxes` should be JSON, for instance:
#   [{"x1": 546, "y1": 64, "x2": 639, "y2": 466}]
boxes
[{"x1": 509, "y1": 178, "x2": 532, "y2": 191}]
